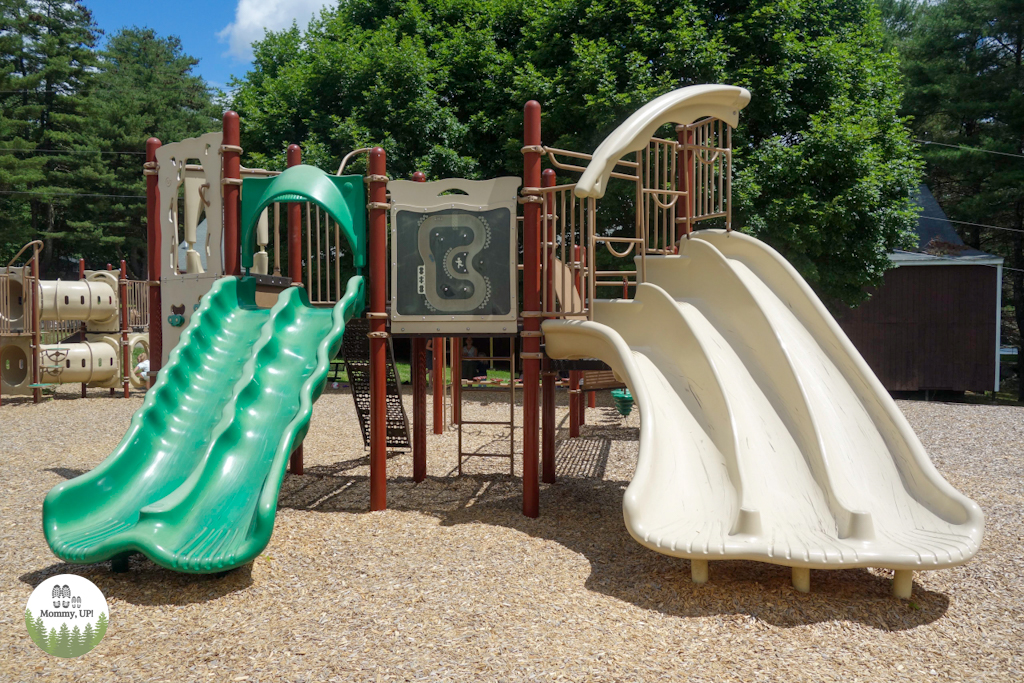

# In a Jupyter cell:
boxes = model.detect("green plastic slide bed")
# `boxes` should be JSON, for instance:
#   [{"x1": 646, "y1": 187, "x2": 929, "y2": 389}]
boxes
[{"x1": 42, "y1": 274, "x2": 364, "y2": 573}]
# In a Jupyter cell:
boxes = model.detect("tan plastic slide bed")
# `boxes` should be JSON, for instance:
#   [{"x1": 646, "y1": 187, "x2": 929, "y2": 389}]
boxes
[{"x1": 543, "y1": 230, "x2": 984, "y2": 591}]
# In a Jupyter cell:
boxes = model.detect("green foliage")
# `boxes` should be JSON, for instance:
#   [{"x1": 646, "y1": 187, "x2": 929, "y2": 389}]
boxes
[
  {"x1": 85, "y1": 27, "x2": 221, "y2": 277},
  {"x1": 24, "y1": 608, "x2": 44, "y2": 648},
  {"x1": 94, "y1": 611, "x2": 108, "y2": 643},
  {"x1": 0, "y1": 6, "x2": 220, "y2": 275},
  {"x1": 898, "y1": 0, "x2": 1024, "y2": 395},
  {"x1": 0, "y1": 0, "x2": 101, "y2": 268},
  {"x1": 232, "y1": 0, "x2": 920, "y2": 304}
]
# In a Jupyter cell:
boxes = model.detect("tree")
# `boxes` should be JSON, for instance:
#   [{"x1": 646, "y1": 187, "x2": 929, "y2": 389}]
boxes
[
  {"x1": 231, "y1": 0, "x2": 920, "y2": 305},
  {"x1": 901, "y1": 0, "x2": 1024, "y2": 396},
  {"x1": 0, "y1": 0, "x2": 105, "y2": 271},
  {"x1": 93, "y1": 611, "x2": 108, "y2": 646},
  {"x1": 85, "y1": 27, "x2": 221, "y2": 277},
  {"x1": 24, "y1": 608, "x2": 44, "y2": 648},
  {"x1": 81, "y1": 622, "x2": 94, "y2": 651},
  {"x1": 56, "y1": 622, "x2": 71, "y2": 657}
]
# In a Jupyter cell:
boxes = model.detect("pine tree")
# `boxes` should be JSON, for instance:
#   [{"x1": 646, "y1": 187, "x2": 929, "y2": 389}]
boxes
[
  {"x1": 0, "y1": 0, "x2": 103, "y2": 269},
  {"x1": 56, "y1": 622, "x2": 71, "y2": 657},
  {"x1": 24, "y1": 608, "x2": 43, "y2": 647},
  {"x1": 47, "y1": 627, "x2": 58, "y2": 655},
  {"x1": 69, "y1": 625, "x2": 84, "y2": 656},
  {"x1": 93, "y1": 612, "x2": 108, "y2": 647},
  {"x1": 901, "y1": 0, "x2": 1024, "y2": 397},
  {"x1": 81, "y1": 622, "x2": 94, "y2": 652},
  {"x1": 85, "y1": 27, "x2": 220, "y2": 277}
]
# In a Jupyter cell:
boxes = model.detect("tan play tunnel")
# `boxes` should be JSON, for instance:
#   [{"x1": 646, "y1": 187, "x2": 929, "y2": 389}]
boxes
[
  {"x1": 39, "y1": 340, "x2": 119, "y2": 384},
  {"x1": 38, "y1": 277, "x2": 118, "y2": 324}
]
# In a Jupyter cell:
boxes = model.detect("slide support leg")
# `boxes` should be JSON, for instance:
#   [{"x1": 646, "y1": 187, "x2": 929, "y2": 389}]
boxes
[
  {"x1": 792, "y1": 567, "x2": 810, "y2": 593},
  {"x1": 691, "y1": 559, "x2": 708, "y2": 584},
  {"x1": 893, "y1": 570, "x2": 914, "y2": 599}
]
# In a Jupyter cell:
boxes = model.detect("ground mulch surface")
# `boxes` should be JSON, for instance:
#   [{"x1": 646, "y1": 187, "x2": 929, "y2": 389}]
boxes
[{"x1": 1, "y1": 385, "x2": 1021, "y2": 682}]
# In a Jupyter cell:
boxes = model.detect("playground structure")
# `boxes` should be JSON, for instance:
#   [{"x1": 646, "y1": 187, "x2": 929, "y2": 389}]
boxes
[
  {"x1": 0, "y1": 242, "x2": 150, "y2": 404},
  {"x1": 40, "y1": 85, "x2": 982, "y2": 598}
]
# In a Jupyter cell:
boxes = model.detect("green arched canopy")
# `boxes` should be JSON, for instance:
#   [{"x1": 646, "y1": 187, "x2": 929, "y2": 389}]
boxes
[{"x1": 241, "y1": 165, "x2": 367, "y2": 269}]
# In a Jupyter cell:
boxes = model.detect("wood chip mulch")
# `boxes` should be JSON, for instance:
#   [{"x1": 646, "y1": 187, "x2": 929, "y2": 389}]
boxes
[{"x1": 0, "y1": 384, "x2": 1021, "y2": 682}]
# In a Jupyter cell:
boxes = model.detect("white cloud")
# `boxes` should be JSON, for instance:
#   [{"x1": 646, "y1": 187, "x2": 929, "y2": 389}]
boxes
[{"x1": 218, "y1": 0, "x2": 333, "y2": 61}]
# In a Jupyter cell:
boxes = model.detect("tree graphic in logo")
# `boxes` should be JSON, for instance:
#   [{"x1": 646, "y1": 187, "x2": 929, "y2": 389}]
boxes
[{"x1": 26, "y1": 576, "x2": 109, "y2": 658}]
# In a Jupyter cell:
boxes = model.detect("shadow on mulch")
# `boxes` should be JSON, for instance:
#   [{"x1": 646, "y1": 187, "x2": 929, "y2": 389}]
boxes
[
  {"x1": 19, "y1": 559, "x2": 253, "y2": 606},
  {"x1": 278, "y1": 461, "x2": 949, "y2": 631},
  {"x1": 44, "y1": 467, "x2": 87, "y2": 480}
]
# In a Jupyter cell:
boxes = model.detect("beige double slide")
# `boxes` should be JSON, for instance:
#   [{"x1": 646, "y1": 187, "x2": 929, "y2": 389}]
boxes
[{"x1": 543, "y1": 230, "x2": 984, "y2": 595}]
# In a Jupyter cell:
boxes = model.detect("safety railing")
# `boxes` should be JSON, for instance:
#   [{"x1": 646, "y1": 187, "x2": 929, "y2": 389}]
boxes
[
  {"x1": 302, "y1": 202, "x2": 346, "y2": 306},
  {"x1": 677, "y1": 117, "x2": 732, "y2": 233},
  {"x1": 529, "y1": 118, "x2": 734, "y2": 320},
  {"x1": 39, "y1": 319, "x2": 80, "y2": 345},
  {"x1": 127, "y1": 279, "x2": 149, "y2": 330},
  {"x1": 0, "y1": 271, "x2": 9, "y2": 336}
]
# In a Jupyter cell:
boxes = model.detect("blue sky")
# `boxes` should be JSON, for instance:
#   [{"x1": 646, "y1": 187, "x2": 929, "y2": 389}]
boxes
[{"x1": 85, "y1": 0, "x2": 334, "y2": 91}]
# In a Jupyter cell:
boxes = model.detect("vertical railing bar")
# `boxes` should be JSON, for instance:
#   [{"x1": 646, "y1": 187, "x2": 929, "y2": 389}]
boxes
[
  {"x1": 315, "y1": 205, "x2": 322, "y2": 303},
  {"x1": 588, "y1": 199, "x2": 596, "y2": 318},
  {"x1": 306, "y1": 203, "x2": 312, "y2": 295},
  {"x1": 541, "y1": 191, "x2": 549, "y2": 313},
  {"x1": 727, "y1": 126, "x2": 733, "y2": 231},
  {"x1": 335, "y1": 218, "x2": 342, "y2": 301},
  {"x1": 563, "y1": 189, "x2": 570, "y2": 313},
  {"x1": 273, "y1": 203, "x2": 281, "y2": 276}
]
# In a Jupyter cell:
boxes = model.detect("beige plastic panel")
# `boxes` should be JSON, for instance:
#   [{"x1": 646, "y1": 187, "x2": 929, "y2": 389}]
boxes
[
  {"x1": 155, "y1": 132, "x2": 224, "y2": 364},
  {"x1": 159, "y1": 275, "x2": 218, "y2": 367},
  {"x1": 542, "y1": 231, "x2": 983, "y2": 571},
  {"x1": 388, "y1": 176, "x2": 521, "y2": 335},
  {"x1": 0, "y1": 337, "x2": 32, "y2": 395},
  {"x1": 156, "y1": 132, "x2": 224, "y2": 279}
]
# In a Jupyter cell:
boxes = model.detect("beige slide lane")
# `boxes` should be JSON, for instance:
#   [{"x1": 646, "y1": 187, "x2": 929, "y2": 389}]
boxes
[{"x1": 542, "y1": 230, "x2": 983, "y2": 587}]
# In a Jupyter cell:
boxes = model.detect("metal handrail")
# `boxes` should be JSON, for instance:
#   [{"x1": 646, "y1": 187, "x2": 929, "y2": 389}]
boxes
[
  {"x1": 6, "y1": 240, "x2": 42, "y2": 270},
  {"x1": 337, "y1": 148, "x2": 373, "y2": 175}
]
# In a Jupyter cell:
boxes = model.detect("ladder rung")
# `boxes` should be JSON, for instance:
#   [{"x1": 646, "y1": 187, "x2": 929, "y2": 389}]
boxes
[{"x1": 460, "y1": 420, "x2": 514, "y2": 426}]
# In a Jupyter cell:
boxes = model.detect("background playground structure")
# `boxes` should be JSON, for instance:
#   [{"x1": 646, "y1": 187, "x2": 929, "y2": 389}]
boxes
[
  {"x1": 0, "y1": 242, "x2": 150, "y2": 405},
  {"x1": 33, "y1": 85, "x2": 983, "y2": 600}
]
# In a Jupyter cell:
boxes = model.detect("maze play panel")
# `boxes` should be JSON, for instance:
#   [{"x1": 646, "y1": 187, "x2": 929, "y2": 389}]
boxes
[{"x1": 389, "y1": 177, "x2": 520, "y2": 334}]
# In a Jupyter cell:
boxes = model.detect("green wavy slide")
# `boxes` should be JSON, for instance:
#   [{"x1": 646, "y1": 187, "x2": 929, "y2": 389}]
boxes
[{"x1": 43, "y1": 274, "x2": 365, "y2": 573}]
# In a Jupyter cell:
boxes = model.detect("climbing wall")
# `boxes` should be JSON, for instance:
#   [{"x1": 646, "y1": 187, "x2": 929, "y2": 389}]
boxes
[{"x1": 341, "y1": 318, "x2": 411, "y2": 449}]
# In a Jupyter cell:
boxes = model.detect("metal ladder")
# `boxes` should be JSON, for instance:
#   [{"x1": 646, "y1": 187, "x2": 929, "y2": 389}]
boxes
[{"x1": 456, "y1": 339, "x2": 516, "y2": 475}]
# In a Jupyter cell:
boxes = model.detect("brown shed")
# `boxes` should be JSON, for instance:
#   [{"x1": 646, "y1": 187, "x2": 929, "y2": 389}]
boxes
[{"x1": 837, "y1": 186, "x2": 1003, "y2": 393}]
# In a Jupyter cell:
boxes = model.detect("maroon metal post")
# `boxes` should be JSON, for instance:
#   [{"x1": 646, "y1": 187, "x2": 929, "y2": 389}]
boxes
[
  {"x1": 287, "y1": 144, "x2": 303, "y2": 283},
  {"x1": 521, "y1": 100, "x2": 542, "y2": 517},
  {"x1": 286, "y1": 144, "x2": 304, "y2": 475},
  {"x1": 222, "y1": 112, "x2": 241, "y2": 276},
  {"x1": 368, "y1": 147, "x2": 388, "y2": 512},
  {"x1": 146, "y1": 138, "x2": 162, "y2": 387},
  {"x1": 541, "y1": 168, "x2": 557, "y2": 484},
  {"x1": 432, "y1": 337, "x2": 444, "y2": 434},
  {"x1": 107, "y1": 263, "x2": 116, "y2": 397},
  {"x1": 452, "y1": 337, "x2": 461, "y2": 425},
  {"x1": 119, "y1": 260, "x2": 130, "y2": 398},
  {"x1": 79, "y1": 258, "x2": 87, "y2": 398},
  {"x1": 31, "y1": 253, "x2": 40, "y2": 404},
  {"x1": 413, "y1": 338, "x2": 427, "y2": 481},
  {"x1": 412, "y1": 171, "x2": 427, "y2": 481}
]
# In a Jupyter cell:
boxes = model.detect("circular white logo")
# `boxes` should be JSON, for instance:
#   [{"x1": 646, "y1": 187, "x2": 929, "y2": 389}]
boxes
[{"x1": 25, "y1": 574, "x2": 109, "y2": 658}]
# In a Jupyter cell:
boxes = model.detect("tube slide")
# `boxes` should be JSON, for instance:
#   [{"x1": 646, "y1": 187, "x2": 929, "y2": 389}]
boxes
[
  {"x1": 543, "y1": 230, "x2": 983, "y2": 571},
  {"x1": 43, "y1": 274, "x2": 365, "y2": 573}
]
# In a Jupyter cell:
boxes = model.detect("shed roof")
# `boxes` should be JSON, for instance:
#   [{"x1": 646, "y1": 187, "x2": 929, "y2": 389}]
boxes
[{"x1": 890, "y1": 185, "x2": 1003, "y2": 265}]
